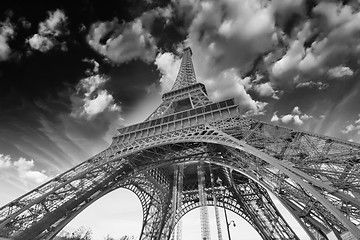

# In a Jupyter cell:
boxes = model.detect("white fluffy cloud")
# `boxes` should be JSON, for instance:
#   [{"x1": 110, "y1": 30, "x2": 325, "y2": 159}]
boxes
[
  {"x1": 271, "y1": 38, "x2": 305, "y2": 81},
  {"x1": 342, "y1": 114, "x2": 360, "y2": 135},
  {"x1": 87, "y1": 18, "x2": 157, "y2": 64},
  {"x1": 27, "y1": 9, "x2": 68, "y2": 52},
  {"x1": 71, "y1": 74, "x2": 121, "y2": 119},
  {"x1": 271, "y1": 106, "x2": 312, "y2": 126},
  {"x1": 327, "y1": 66, "x2": 353, "y2": 78},
  {"x1": 27, "y1": 34, "x2": 54, "y2": 52},
  {"x1": 204, "y1": 68, "x2": 268, "y2": 115},
  {"x1": 0, "y1": 19, "x2": 15, "y2": 61},
  {"x1": 154, "y1": 52, "x2": 181, "y2": 93},
  {"x1": 13, "y1": 158, "x2": 50, "y2": 185},
  {"x1": 0, "y1": 154, "x2": 50, "y2": 186},
  {"x1": 82, "y1": 90, "x2": 118, "y2": 116},
  {"x1": 0, "y1": 154, "x2": 12, "y2": 169},
  {"x1": 253, "y1": 82, "x2": 276, "y2": 98},
  {"x1": 39, "y1": 9, "x2": 68, "y2": 36}
]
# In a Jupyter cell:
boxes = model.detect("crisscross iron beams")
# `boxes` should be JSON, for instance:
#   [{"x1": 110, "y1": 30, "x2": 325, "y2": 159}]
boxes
[{"x1": 230, "y1": 173, "x2": 299, "y2": 240}]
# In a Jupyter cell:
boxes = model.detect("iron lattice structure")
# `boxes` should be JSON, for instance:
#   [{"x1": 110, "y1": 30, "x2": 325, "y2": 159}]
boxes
[{"x1": 1, "y1": 47, "x2": 360, "y2": 240}]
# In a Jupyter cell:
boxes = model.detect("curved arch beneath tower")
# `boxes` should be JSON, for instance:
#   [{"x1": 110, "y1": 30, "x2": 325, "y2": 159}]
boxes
[
  {"x1": 172, "y1": 203, "x2": 261, "y2": 238},
  {"x1": 40, "y1": 152, "x2": 299, "y2": 240},
  {"x1": 46, "y1": 173, "x2": 166, "y2": 240},
  {"x1": 43, "y1": 141, "x2": 302, "y2": 240},
  {"x1": 1, "y1": 133, "x2": 359, "y2": 240},
  {"x1": 102, "y1": 134, "x2": 360, "y2": 239}
]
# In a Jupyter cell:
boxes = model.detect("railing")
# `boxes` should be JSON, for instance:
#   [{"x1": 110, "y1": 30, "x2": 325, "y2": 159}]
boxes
[
  {"x1": 111, "y1": 98, "x2": 239, "y2": 146},
  {"x1": 117, "y1": 98, "x2": 237, "y2": 135},
  {"x1": 162, "y1": 83, "x2": 207, "y2": 100}
]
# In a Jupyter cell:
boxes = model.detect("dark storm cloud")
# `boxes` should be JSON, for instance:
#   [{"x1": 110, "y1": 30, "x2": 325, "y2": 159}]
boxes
[{"x1": 103, "y1": 59, "x2": 161, "y2": 111}]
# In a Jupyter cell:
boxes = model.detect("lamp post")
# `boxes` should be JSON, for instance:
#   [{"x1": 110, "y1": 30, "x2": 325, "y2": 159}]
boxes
[{"x1": 216, "y1": 177, "x2": 235, "y2": 240}]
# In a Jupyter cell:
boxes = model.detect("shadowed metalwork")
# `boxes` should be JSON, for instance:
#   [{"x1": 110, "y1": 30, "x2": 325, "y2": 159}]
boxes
[{"x1": 1, "y1": 47, "x2": 360, "y2": 240}]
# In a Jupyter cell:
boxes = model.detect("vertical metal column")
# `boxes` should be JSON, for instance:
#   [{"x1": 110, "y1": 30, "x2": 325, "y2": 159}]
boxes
[
  {"x1": 171, "y1": 167, "x2": 179, "y2": 240},
  {"x1": 198, "y1": 161, "x2": 211, "y2": 240},
  {"x1": 171, "y1": 165, "x2": 184, "y2": 240},
  {"x1": 209, "y1": 164, "x2": 223, "y2": 240},
  {"x1": 176, "y1": 165, "x2": 184, "y2": 240}
]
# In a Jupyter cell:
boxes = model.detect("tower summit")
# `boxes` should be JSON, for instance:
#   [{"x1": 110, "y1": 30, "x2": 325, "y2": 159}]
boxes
[
  {"x1": 170, "y1": 47, "x2": 197, "y2": 91},
  {"x1": 1, "y1": 47, "x2": 360, "y2": 240}
]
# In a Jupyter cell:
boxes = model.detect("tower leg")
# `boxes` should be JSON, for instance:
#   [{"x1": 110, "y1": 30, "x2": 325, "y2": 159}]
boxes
[{"x1": 198, "y1": 161, "x2": 211, "y2": 240}]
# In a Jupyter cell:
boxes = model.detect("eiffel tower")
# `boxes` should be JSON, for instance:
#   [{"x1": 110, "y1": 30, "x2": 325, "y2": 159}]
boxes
[{"x1": 1, "y1": 47, "x2": 360, "y2": 240}]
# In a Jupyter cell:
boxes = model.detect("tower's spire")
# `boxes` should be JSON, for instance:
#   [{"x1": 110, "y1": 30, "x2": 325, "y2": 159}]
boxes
[
  {"x1": 146, "y1": 46, "x2": 211, "y2": 120},
  {"x1": 170, "y1": 47, "x2": 197, "y2": 91}
]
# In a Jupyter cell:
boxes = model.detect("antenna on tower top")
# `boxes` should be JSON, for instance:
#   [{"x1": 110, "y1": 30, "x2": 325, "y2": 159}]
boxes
[{"x1": 182, "y1": 46, "x2": 192, "y2": 56}]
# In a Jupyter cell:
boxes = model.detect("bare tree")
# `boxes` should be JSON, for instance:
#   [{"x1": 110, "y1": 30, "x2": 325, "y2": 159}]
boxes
[{"x1": 55, "y1": 227, "x2": 92, "y2": 240}]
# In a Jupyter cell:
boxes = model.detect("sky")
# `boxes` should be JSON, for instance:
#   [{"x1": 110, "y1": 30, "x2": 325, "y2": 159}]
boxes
[{"x1": 0, "y1": 0, "x2": 360, "y2": 239}]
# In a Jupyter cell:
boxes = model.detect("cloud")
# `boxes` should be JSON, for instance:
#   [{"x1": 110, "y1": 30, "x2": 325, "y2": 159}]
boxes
[
  {"x1": 87, "y1": 18, "x2": 157, "y2": 64},
  {"x1": 271, "y1": 38, "x2": 305, "y2": 82},
  {"x1": 83, "y1": 58, "x2": 100, "y2": 75},
  {"x1": 27, "y1": 34, "x2": 54, "y2": 52},
  {"x1": 71, "y1": 74, "x2": 121, "y2": 119},
  {"x1": 271, "y1": 106, "x2": 312, "y2": 126},
  {"x1": 295, "y1": 81, "x2": 329, "y2": 90},
  {"x1": 27, "y1": 9, "x2": 68, "y2": 52},
  {"x1": 187, "y1": 0, "x2": 276, "y2": 78},
  {"x1": 0, "y1": 154, "x2": 12, "y2": 169},
  {"x1": 204, "y1": 68, "x2": 268, "y2": 115},
  {"x1": 82, "y1": 90, "x2": 119, "y2": 116},
  {"x1": 253, "y1": 82, "x2": 277, "y2": 98},
  {"x1": 0, "y1": 19, "x2": 15, "y2": 61},
  {"x1": 270, "y1": 2, "x2": 360, "y2": 87},
  {"x1": 0, "y1": 154, "x2": 50, "y2": 186},
  {"x1": 154, "y1": 52, "x2": 181, "y2": 93},
  {"x1": 327, "y1": 66, "x2": 353, "y2": 78},
  {"x1": 270, "y1": 111, "x2": 279, "y2": 122},
  {"x1": 13, "y1": 158, "x2": 50, "y2": 185},
  {"x1": 271, "y1": 0, "x2": 305, "y2": 33},
  {"x1": 342, "y1": 114, "x2": 360, "y2": 134},
  {"x1": 38, "y1": 9, "x2": 68, "y2": 36},
  {"x1": 292, "y1": 106, "x2": 301, "y2": 115},
  {"x1": 244, "y1": 101, "x2": 268, "y2": 116},
  {"x1": 172, "y1": 0, "x2": 202, "y2": 25}
]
